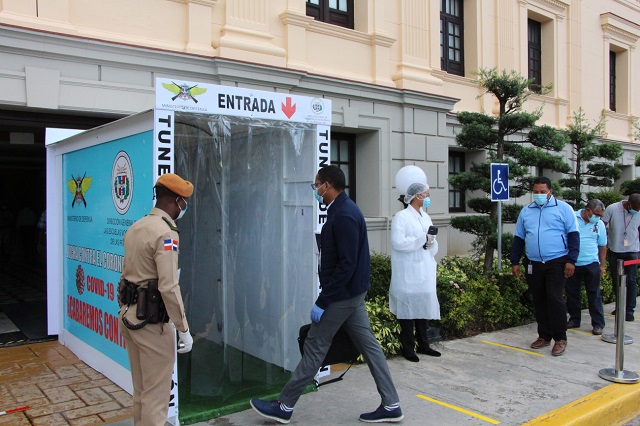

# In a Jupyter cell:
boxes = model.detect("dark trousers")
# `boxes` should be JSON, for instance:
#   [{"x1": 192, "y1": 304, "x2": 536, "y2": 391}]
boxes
[
  {"x1": 607, "y1": 251, "x2": 638, "y2": 315},
  {"x1": 565, "y1": 262, "x2": 605, "y2": 328},
  {"x1": 525, "y1": 257, "x2": 568, "y2": 341},
  {"x1": 398, "y1": 319, "x2": 431, "y2": 356}
]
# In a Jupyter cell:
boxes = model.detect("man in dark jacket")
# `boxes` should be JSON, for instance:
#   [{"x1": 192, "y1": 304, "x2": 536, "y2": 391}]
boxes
[{"x1": 250, "y1": 165, "x2": 403, "y2": 424}]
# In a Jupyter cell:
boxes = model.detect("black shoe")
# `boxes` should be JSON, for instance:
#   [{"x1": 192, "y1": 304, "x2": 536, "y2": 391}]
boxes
[
  {"x1": 612, "y1": 309, "x2": 616, "y2": 315},
  {"x1": 403, "y1": 353, "x2": 419, "y2": 362},
  {"x1": 359, "y1": 404, "x2": 404, "y2": 423},
  {"x1": 592, "y1": 326, "x2": 603, "y2": 335},
  {"x1": 417, "y1": 347, "x2": 441, "y2": 357},
  {"x1": 626, "y1": 313, "x2": 635, "y2": 322},
  {"x1": 566, "y1": 319, "x2": 580, "y2": 329}
]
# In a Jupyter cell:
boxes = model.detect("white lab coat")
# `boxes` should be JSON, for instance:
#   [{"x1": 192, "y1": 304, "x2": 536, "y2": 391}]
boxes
[{"x1": 389, "y1": 206, "x2": 440, "y2": 320}]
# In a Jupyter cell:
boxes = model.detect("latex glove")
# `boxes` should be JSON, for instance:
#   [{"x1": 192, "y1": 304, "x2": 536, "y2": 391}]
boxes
[
  {"x1": 177, "y1": 329, "x2": 193, "y2": 354},
  {"x1": 310, "y1": 304, "x2": 325, "y2": 323},
  {"x1": 424, "y1": 234, "x2": 436, "y2": 248}
]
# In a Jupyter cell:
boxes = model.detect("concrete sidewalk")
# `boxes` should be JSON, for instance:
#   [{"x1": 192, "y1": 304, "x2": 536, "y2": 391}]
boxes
[
  {"x1": 3, "y1": 301, "x2": 640, "y2": 425},
  {"x1": 199, "y1": 302, "x2": 640, "y2": 426}
]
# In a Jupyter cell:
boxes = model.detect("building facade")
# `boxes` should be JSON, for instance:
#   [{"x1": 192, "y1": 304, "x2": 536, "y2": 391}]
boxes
[{"x1": 1, "y1": 0, "x2": 639, "y2": 257}]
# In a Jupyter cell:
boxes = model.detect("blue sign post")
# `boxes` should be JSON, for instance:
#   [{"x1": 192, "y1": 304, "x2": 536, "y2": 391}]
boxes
[{"x1": 491, "y1": 163, "x2": 509, "y2": 268}]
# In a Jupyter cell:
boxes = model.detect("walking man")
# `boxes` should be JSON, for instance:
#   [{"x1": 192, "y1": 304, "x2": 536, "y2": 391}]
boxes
[
  {"x1": 250, "y1": 165, "x2": 403, "y2": 423},
  {"x1": 119, "y1": 173, "x2": 194, "y2": 426},
  {"x1": 565, "y1": 199, "x2": 607, "y2": 335},
  {"x1": 602, "y1": 193, "x2": 640, "y2": 321},
  {"x1": 511, "y1": 177, "x2": 579, "y2": 356}
]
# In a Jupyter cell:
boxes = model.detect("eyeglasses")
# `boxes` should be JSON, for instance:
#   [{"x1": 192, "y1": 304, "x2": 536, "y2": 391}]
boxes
[{"x1": 310, "y1": 182, "x2": 325, "y2": 190}]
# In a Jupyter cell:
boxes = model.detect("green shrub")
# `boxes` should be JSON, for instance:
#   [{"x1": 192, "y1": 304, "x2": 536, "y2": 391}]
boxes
[
  {"x1": 368, "y1": 252, "x2": 391, "y2": 301},
  {"x1": 365, "y1": 296, "x2": 401, "y2": 357}
]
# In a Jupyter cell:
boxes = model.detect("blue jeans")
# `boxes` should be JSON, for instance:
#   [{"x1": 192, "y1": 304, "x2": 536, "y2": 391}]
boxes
[
  {"x1": 565, "y1": 262, "x2": 605, "y2": 328},
  {"x1": 608, "y1": 251, "x2": 638, "y2": 315}
]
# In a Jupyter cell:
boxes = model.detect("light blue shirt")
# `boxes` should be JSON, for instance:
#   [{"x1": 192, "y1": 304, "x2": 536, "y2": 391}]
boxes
[
  {"x1": 514, "y1": 196, "x2": 579, "y2": 262},
  {"x1": 575, "y1": 209, "x2": 607, "y2": 267}
]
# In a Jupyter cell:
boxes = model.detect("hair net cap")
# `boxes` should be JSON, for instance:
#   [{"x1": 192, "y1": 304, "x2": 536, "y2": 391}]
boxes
[
  {"x1": 404, "y1": 182, "x2": 429, "y2": 204},
  {"x1": 155, "y1": 173, "x2": 194, "y2": 197},
  {"x1": 395, "y1": 165, "x2": 427, "y2": 195}
]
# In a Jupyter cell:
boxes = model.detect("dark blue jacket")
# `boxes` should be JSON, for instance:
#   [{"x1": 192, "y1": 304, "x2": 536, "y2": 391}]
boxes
[{"x1": 316, "y1": 192, "x2": 370, "y2": 309}]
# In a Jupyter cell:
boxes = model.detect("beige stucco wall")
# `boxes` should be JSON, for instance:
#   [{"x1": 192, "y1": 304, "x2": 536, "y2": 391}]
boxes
[
  {"x1": 1, "y1": 0, "x2": 639, "y2": 258},
  {"x1": 1, "y1": 0, "x2": 638, "y2": 138}
]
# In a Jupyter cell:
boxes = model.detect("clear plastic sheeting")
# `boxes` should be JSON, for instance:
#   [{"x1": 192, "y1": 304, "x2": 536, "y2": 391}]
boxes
[{"x1": 173, "y1": 112, "x2": 317, "y2": 417}]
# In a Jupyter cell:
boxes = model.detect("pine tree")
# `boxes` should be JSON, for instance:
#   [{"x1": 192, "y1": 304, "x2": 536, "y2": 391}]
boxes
[
  {"x1": 559, "y1": 108, "x2": 621, "y2": 208},
  {"x1": 449, "y1": 69, "x2": 569, "y2": 273}
]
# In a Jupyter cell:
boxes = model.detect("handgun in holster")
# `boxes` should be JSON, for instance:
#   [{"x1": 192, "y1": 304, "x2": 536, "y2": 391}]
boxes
[{"x1": 135, "y1": 280, "x2": 168, "y2": 324}]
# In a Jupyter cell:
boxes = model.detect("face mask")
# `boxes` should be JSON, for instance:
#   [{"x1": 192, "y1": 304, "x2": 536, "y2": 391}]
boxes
[
  {"x1": 313, "y1": 189, "x2": 323, "y2": 204},
  {"x1": 630, "y1": 209, "x2": 639, "y2": 215},
  {"x1": 533, "y1": 194, "x2": 548, "y2": 206},
  {"x1": 176, "y1": 197, "x2": 187, "y2": 220},
  {"x1": 588, "y1": 212, "x2": 600, "y2": 224},
  {"x1": 422, "y1": 197, "x2": 431, "y2": 209}
]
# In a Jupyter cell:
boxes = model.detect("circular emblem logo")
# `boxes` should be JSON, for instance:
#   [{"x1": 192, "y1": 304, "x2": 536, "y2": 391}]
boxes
[
  {"x1": 75, "y1": 264, "x2": 85, "y2": 295},
  {"x1": 112, "y1": 151, "x2": 134, "y2": 215},
  {"x1": 311, "y1": 98, "x2": 324, "y2": 115}
]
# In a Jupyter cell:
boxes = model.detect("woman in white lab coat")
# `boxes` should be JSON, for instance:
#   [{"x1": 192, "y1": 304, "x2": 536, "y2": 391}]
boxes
[{"x1": 390, "y1": 182, "x2": 441, "y2": 362}]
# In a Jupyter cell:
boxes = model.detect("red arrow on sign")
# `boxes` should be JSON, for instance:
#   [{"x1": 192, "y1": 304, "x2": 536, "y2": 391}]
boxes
[{"x1": 282, "y1": 97, "x2": 296, "y2": 119}]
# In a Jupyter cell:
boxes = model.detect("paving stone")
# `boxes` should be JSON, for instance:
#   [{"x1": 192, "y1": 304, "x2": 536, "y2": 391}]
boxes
[
  {"x1": 38, "y1": 375, "x2": 89, "y2": 390},
  {"x1": 25, "y1": 398, "x2": 86, "y2": 418},
  {"x1": 0, "y1": 412, "x2": 32, "y2": 425},
  {"x1": 51, "y1": 365, "x2": 83, "y2": 379},
  {"x1": 76, "y1": 387, "x2": 113, "y2": 406},
  {"x1": 100, "y1": 384, "x2": 120, "y2": 393},
  {"x1": 42, "y1": 386, "x2": 78, "y2": 404},
  {"x1": 46, "y1": 357, "x2": 85, "y2": 368},
  {"x1": 69, "y1": 415, "x2": 104, "y2": 425},
  {"x1": 78, "y1": 365, "x2": 106, "y2": 380},
  {"x1": 69, "y1": 378, "x2": 113, "y2": 391},
  {"x1": 65, "y1": 402, "x2": 121, "y2": 419},
  {"x1": 98, "y1": 407, "x2": 133, "y2": 423},
  {"x1": 9, "y1": 384, "x2": 45, "y2": 402},
  {"x1": 30, "y1": 413, "x2": 70, "y2": 425},
  {"x1": 110, "y1": 390, "x2": 133, "y2": 408}
]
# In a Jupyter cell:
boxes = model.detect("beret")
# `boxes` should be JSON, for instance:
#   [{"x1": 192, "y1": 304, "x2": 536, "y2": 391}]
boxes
[{"x1": 155, "y1": 173, "x2": 194, "y2": 198}]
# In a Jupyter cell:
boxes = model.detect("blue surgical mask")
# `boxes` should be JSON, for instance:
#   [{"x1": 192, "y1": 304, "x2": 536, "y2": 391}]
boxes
[
  {"x1": 630, "y1": 208, "x2": 639, "y2": 215},
  {"x1": 589, "y1": 212, "x2": 600, "y2": 224},
  {"x1": 313, "y1": 189, "x2": 323, "y2": 204},
  {"x1": 422, "y1": 197, "x2": 431, "y2": 209},
  {"x1": 533, "y1": 194, "x2": 548, "y2": 206},
  {"x1": 176, "y1": 197, "x2": 188, "y2": 220}
]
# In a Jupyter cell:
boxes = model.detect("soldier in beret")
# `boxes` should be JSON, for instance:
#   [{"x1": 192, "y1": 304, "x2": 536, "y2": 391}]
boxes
[{"x1": 119, "y1": 173, "x2": 194, "y2": 426}]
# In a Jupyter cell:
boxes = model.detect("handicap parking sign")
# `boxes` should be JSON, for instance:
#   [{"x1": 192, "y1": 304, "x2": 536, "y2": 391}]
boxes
[{"x1": 491, "y1": 163, "x2": 509, "y2": 201}]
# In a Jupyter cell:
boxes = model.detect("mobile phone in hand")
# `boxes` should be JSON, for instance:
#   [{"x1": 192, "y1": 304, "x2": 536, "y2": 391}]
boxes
[{"x1": 427, "y1": 226, "x2": 438, "y2": 235}]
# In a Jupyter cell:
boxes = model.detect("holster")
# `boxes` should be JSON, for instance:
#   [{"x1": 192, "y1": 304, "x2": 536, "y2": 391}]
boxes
[
  {"x1": 118, "y1": 279, "x2": 138, "y2": 306},
  {"x1": 135, "y1": 280, "x2": 168, "y2": 324}
]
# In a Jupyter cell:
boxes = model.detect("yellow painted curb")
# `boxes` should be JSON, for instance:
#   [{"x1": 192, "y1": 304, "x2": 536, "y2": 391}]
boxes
[{"x1": 522, "y1": 382, "x2": 640, "y2": 425}]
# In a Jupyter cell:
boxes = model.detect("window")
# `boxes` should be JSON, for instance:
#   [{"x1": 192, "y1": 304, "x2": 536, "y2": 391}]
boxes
[
  {"x1": 528, "y1": 19, "x2": 542, "y2": 93},
  {"x1": 610, "y1": 50, "x2": 617, "y2": 112},
  {"x1": 306, "y1": 0, "x2": 354, "y2": 29},
  {"x1": 331, "y1": 133, "x2": 356, "y2": 200},
  {"x1": 449, "y1": 151, "x2": 465, "y2": 212},
  {"x1": 440, "y1": 0, "x2": 465, "y2": 76}
]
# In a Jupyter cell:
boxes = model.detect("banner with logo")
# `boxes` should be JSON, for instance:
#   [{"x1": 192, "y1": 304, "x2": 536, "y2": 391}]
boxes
[
  {"x1": 155, "y1": 78, "x2": 331, "y2": 126},
  {"x1": 62, "y1": 131, "x2": 153, "y2": 368}
]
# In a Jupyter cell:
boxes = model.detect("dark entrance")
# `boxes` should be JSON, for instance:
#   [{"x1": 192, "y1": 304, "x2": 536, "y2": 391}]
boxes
[{"x1": 0, "y1": 110, "x2": 117, "y2": 346}]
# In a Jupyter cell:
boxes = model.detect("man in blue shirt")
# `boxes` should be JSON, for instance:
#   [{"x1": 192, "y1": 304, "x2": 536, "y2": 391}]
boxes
[
  {"x1": 565, "y1": 200, "x2": 607, "y2": 335},
  {"x1": 511, "y1": 177, "x2": 579, "y2": 356}
]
